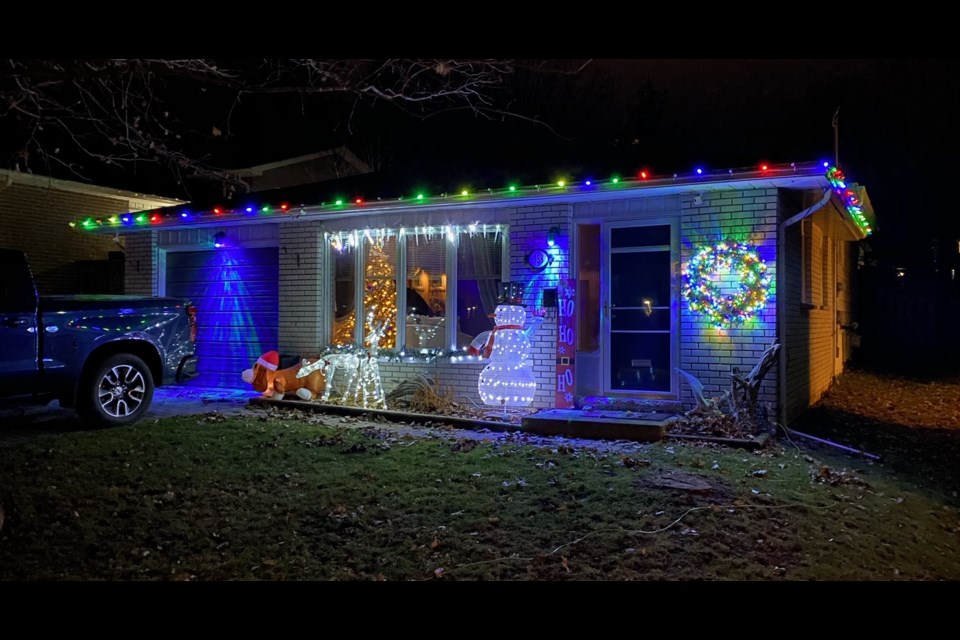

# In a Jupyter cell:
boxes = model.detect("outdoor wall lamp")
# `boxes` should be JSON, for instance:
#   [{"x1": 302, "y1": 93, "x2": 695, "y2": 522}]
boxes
[
  {"x1": 547, "y1": 226, "x2": 560, "y2": 247},
  {"x1": 213, "y1": 231, "x2": 227, "y2": 248}
]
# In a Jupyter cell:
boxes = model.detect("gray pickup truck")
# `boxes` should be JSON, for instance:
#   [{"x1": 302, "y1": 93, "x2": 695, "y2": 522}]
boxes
[{"x1": 0, "y1": 248, "x2": 198, "y2": 426}]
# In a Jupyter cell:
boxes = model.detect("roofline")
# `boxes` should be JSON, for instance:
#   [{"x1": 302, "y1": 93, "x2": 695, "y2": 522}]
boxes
[
  {"x1": 232, "y1": 146, "x2": 371, "y2": 177},
  {"x1": 296, "y1": 172, "x2": 829, "y2": 221},
  {"x1": 76, "y1": 163, "x2": 836, "y2": 234},
  {"x1": 0, "y1": 168, "x2": 183, "y2": 208}
]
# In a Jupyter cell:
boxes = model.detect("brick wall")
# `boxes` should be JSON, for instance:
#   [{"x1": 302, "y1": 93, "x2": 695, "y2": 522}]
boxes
[
  {"x1": 507, "y1": 204, "x2": 572, "y2": 409},
  {"x1": 379, "y1": 360, "x2": 486, "y2": 406},
  {"x1": 679, "y1": 187, "x2": 779, "y2": 412},
  {"x1": 124, "y1": 231, "x2": 159, "y2": 296},
  {"x1": 278, "y1": 221, "x2": 324, "y2": 356},
  {"x1": 0, "y1": 183, "x2": 125, "y2": 294}
]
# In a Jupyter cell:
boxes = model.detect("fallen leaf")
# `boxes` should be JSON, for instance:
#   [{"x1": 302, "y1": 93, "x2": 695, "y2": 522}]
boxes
[
  {"x1": 561, "y1": 556, "x2": 571, "y2": 573},
  {"x1": 431, "y1": 538, "x2": 440, "y2": 550}
]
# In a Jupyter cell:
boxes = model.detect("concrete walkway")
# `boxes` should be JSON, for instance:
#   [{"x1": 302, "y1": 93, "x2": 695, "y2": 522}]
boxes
[{"x1": 0, "y1": 385, "x2": 259, "y2": 448}]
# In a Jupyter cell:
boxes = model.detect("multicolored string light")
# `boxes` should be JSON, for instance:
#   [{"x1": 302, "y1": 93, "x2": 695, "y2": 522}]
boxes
[
  {"x1": 826, "y1": 165, "x2": 873, "y2": 236},
  {"x1": 682, "y1": 242, "x2": 770, "y2": 329},
  {"x1": 66, "y1": 162, "x2": 845, "y2": 231}
]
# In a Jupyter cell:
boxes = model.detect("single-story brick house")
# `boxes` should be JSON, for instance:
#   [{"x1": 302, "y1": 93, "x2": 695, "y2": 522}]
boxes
[{"x1": 71, "y1": 161, "x2": 875, "y2": 423}]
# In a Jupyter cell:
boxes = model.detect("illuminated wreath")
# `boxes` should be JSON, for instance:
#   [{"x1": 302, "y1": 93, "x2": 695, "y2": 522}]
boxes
[{"x1": 682, "y1": 242, "x2": 770, "y2": 328}]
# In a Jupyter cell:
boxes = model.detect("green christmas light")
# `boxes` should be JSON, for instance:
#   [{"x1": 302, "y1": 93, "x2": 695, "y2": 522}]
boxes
[{"x1": 826, "y1": 166, "x2": 872, "y2": 236}]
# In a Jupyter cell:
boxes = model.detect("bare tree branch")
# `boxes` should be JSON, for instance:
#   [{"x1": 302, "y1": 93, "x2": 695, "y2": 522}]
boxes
[{"x1": 1, "y1": 59, "x2": 591, "y2": 192}]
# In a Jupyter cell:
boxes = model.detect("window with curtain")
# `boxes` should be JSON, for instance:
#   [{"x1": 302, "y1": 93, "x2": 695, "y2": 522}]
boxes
[
  {"x1": 456, "y1": 234, "x2": 502, "y2": 349},
  {"x1": 326, "y1": 228, "x2": 505, "y2": 354},
  {"x1": 331, "y1": 246, "x2": 356, "y2": 346},
  {"x1": 405, "y1": 237, "x2": 446, "y2": 349}
]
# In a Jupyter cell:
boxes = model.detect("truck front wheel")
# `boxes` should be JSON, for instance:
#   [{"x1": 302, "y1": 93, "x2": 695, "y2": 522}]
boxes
[{"x1": 77, "y1": 353, "x2": 155, "y2": 427}]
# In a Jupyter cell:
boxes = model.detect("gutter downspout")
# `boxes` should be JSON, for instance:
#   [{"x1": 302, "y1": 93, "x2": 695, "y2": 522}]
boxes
[{"x1": 777, "y1": 188, "x2": 832, "y2": 427}]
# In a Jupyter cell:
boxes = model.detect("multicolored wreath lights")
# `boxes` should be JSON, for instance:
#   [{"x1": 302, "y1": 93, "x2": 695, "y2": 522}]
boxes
[{"x1": 683, "y1": 242, "x2": 771, "y2": 329}]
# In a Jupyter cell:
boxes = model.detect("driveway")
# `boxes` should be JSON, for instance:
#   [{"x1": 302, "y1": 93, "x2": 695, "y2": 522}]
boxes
[{"x1": 0, "y1": 386, "x2": 259, "y2": 448}]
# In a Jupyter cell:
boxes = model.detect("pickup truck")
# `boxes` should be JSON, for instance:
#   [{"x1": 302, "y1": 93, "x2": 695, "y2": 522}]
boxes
[{"x1": 0, "y1": 248, "x2": 198, "y2": 426}]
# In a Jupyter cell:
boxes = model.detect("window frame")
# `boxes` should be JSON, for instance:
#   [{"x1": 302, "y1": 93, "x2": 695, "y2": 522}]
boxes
[{"x1": 322, "y1": 227, "x2": 509, "y2": 356}]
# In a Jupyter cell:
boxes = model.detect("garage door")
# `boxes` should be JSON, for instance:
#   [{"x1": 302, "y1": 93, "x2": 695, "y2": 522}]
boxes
[{"x1": 165, "y1": 247, "x2": 279, "y2": 388}]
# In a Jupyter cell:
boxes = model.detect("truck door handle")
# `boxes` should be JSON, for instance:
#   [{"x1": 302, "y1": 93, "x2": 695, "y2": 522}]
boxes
[{"x1": 2, "y1": 317, "x2": 28, "y2": 327}]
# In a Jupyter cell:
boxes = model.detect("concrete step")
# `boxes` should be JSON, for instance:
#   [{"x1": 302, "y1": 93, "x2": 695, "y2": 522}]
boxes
[{"x1": 522, "y1": 408, "x2": 676, "y2": 442}]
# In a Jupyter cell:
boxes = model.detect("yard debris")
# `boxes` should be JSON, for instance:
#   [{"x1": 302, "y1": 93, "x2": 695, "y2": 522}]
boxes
[
  {"x1": 680, "y1": 528, "x2": 700, "y2": 536},
  {"x1": 620, "y1": 455, "x2": 651, "y2": 469},
  {"x1": 810, "y1": 465, "x2": 869, "y2": 487},
  {"x1": 201, "y1": 411, "x2": 227, "y2": 423},
  {"x1": 648, "y1": 471, "x2": 713, "y2": 493},
  {"x1": 561, "y1": 556, "x2": 571, "y2": 573},
  {"x1": 433, "y1": 567, "x2": 445, "y2": 579},
  {"x1": 751, "y1": 469, "x2": 768, "y2": 478}
]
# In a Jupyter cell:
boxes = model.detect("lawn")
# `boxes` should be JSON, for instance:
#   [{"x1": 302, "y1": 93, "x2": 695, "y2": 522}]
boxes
[{"x1": 2, "y1": 403, "x2": 958, "y2": 580}]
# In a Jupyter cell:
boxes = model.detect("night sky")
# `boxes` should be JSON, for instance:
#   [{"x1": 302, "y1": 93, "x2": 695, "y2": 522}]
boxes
[{"x1": 11, "y1": 59, "x2": 959, "y2": 268}]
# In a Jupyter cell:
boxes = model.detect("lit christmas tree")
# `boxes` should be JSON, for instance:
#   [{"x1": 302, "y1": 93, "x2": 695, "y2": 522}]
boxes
[{"x1": 333, "y1": 238, "x2": 397, "y2": 348}]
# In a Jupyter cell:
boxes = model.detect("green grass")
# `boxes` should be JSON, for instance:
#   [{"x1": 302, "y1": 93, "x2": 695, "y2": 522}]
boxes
[{"x1": 1, "y1": 413, "x2": 958, "y2": 580}]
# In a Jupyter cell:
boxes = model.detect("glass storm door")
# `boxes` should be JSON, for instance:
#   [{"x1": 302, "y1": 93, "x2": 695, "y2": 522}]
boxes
[{"x1": 603, "y1": 223, "x2": 676, "y2": 395}]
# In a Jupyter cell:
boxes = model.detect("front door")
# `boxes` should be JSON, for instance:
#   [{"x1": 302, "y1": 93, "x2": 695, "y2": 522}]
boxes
[{"x1": 603, "y1": 222, "x2": 676, "y2": 395}]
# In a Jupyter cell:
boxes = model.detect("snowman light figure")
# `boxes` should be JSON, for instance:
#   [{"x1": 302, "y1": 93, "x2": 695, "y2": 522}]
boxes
[
  {"x1": 477, "y1": 304, "x2": 543, "y2": 408},
  {"x1": 353, "y1": 310, "x2": 389, "y2": 409}
]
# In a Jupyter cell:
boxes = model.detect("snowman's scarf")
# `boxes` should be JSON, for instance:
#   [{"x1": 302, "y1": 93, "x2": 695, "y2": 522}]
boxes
[{"x1": 480, "y1": 324, "x2": 524, "y2": 358}]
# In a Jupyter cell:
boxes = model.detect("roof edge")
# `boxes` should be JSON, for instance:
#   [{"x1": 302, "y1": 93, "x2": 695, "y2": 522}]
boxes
[{"x1": 0, "y1": 169, "x2": 183, "y2": 208}]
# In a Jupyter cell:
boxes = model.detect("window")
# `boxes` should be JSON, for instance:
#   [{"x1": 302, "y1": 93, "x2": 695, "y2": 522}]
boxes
[
  {"x1": 457, "y1": 234, "x2": 502, "y2": 350},
  {"x1": 405, "y1": 237, "x2": 446, "y2": 349},
  {"x1": 326, "y1": 227, "x2": 505, "y2": 354},
  {"x1": 331, "y1": 244, "x2": 357, "y2": 346},
  {"x1": 363, "y1": 237, "x2": 398, "y2": 349},
  {"x1": 801, "y1": 219, "x2": 830, "y2": 308}
]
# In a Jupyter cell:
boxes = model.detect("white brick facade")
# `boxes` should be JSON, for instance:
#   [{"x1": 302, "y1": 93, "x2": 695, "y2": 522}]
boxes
[
  {"x1": 679, "y1": 187, "x2": 780, "y2": 411},
  {"x1": 114, "y1": 168, "x2": 864, "y2": 422}
]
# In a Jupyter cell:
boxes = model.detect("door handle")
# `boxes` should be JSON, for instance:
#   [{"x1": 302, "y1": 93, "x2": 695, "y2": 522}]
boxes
[{"x1": 2, "y1": 317, "x2": 28, "y2": 327}]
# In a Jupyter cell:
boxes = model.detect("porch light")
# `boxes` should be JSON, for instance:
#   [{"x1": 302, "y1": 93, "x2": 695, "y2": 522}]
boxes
[
  {"x1": 213, "y1": 231, "x2": 227, "y2": 248},
  {"x1": 547, "y1": 226, "x2": 560, "y2": 247}
]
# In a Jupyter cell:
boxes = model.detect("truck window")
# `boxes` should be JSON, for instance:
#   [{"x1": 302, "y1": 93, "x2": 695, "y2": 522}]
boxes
[{"x1": 0, "y1": 250, "x2": 39, "y2": 312}]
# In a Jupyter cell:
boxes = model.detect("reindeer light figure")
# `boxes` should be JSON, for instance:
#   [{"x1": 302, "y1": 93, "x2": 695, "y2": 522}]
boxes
[
  {"x1": 353, "y1": 311, "x2": 389, "y2": 409},
  {"x1": 296, "y1": 353, "x2": 360, "y2": 403}
]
